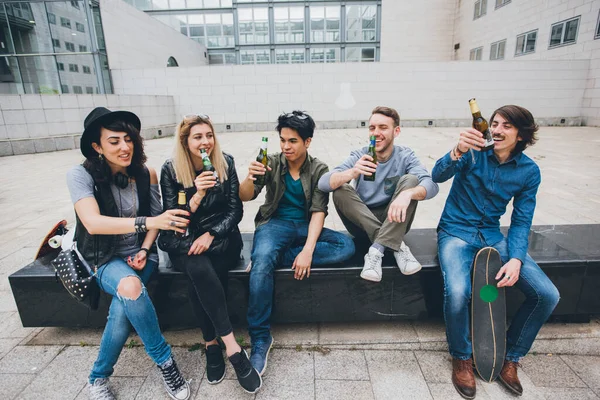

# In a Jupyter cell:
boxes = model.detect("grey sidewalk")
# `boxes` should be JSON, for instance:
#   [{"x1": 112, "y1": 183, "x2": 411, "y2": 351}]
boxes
[{"x1": 0, "y1": 126, "x2": 599, "y2": 399}]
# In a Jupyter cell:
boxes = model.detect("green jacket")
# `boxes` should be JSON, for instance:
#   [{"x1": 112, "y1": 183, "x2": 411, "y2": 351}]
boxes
[{"x1": 253, "y1": 152, "x2": 329, "y2": 228}]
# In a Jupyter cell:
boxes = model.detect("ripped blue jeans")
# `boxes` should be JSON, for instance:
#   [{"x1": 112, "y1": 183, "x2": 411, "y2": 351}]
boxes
[{"x1": 89, "y1": 256, "x2": 171, "y2": 383}]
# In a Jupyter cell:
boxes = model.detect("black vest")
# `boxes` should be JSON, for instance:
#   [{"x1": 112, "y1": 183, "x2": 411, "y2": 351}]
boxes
[{"x1": 75, "y1": 166, "x2": 152, "y2": 267}]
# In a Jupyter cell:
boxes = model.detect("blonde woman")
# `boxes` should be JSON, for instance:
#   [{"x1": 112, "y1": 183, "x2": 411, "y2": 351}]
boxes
[{"x1": 159, "y1": 114, "x2": 261, "y2": 394}]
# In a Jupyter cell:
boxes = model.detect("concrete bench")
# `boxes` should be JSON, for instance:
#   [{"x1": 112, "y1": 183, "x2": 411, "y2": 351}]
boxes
[{"x1": 9, "y1": 225, "x2": 600, "y2": 328}]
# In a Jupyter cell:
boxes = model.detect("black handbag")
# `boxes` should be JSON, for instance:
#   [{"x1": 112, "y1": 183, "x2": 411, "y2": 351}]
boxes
[{"x1": 50, "y1": 238, "x2": 100, "y2": 310}]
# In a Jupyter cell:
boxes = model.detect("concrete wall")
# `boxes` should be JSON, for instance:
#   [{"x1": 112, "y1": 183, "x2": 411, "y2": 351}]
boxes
[
  {"x1": 0, "y1": 95, "x2": 177, "y2": 157},
  {"x1": 101, "y1": 0, "x2": 208, "y2": 70},
  {"x1": 111, "y1": 60, "x2": 589, "y2": 131},
  {"x1": 380, "y1": 0, "x2": 458, "y2": 62}
]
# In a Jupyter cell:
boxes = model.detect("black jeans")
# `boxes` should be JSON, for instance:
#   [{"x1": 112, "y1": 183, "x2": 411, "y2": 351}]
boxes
[{"x1": 171, "y1": 238, "x2": 241, "y2": 342}]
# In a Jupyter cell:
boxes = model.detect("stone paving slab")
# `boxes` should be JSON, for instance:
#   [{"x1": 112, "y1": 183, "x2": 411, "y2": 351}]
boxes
[
  {"x1": 315, "y1": 380, "x2": 374, "y2": 400},
  {"x1": 314, "y1": 349, "x2": 370, "y2": 381}
]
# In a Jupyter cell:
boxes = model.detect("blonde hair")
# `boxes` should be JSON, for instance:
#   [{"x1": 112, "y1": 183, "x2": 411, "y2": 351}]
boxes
[{"x1": 172, "y1": 116, "x2": 228, "y2": 188}]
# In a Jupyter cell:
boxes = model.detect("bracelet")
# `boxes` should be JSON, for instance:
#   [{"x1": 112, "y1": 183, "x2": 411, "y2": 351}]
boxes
[
  {"x1": 453, "y1": 145, "x2": 465, "y2": 158},
  {"x1": 139, "y1": 247, "x2": 149, "y2": 255},
  {"x1": 134, "y1": 216, "x2": 148, "y2": 233}
]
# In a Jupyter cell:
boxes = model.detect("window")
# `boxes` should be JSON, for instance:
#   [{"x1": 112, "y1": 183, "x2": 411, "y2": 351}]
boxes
[
  {"x1": 310, "y1": 47, "x2": 339, "y2": 63},
  {"x1": 48, "y1": 12, "x2": 56, "y2": 25},
  {"x1": 490, "y1": 39, "x2": 506, "y2": 60},
  {"x1": 469, "y1": 46, "x2": 483, "y2": 60},
  {"x1": 549, "y1": 16, "x2": 579, "y2": 48},
  {"x1": 83, "y1": 65, "x2": 91, "y2": 74},
  {"x1": 238, "y1": 8, "x2": 269, "y2": 44},
  {"x1": 597, "y1": 11, "x2": 600, "y2": 39},
  {"x1": 79, "y1": 45, "x2": 88, "y2": 52},
  {"x1": 61, "y1": 84, "x2": 69, "y2": 93},
  {"x1": 187, "y1": 13, "x2": 234, "y2": 48},
  {"x1": 515, "y1": 30, "x2": 537, "y2": 56},
  {"x1": 76, "y1": 22, "x2": 85, "y2": 33},
  {"x1": 65, "y1": 42, "x2": 75, "y2": 51},
  {"x1": 73, "y1": 85, "x2": 83, "y2": 94},
  {"x1": 275, "y1": 49, "x2": 305, "y2": 64},
  {"x1": 240, "y1": 49, "x2": 270, "y2": 65},
  {"x1": 57, "y1": 62, "x2": 65, "y2": 71},
  {"x1": 86, "y1": 87, "x2": 94, "y2": 94},
  {"x1": 52, "y1": 39, "x2": 60, "y2": 48},
  {"x1": 167, "y1": 56, "x2": 179, "y2": 67},
  {"x1": 208, "y1": 53, "x2": 236, "y2": 64},
  {"x1": 310, "y1": 6, "x2": 340, "y2": 42},
  {"x1": 60, "y1": 17, "x2": 71, "y2": 29},
  {"x1": 71, "y1": 1, "x2": 80, "y2": 9},
  {"x1": 274, "y1": 7, "x2": 304, "y2": 43},
  {"x1": 474, "y1": 0, "x2": 487, "y2": 19},
  {"x1": 68, "y1": 63, "x2": 79, "y2": 72},
  {"x1": 495, "y1": 0, "x2": 510, "y2": 9},
  {"x1": 346, "y1": 4, "x2": 376, "y2": 42},
  {"x1": 346, "y1": 47, "x2": 375, "y2": 62}
]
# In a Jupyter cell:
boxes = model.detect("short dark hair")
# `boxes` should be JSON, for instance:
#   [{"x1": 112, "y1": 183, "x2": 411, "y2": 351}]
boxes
[
  {"x1": 276, "y1": 111, "x2": 316, "y2": 141},
  {"x1": 83, "y1": 119, "x2": 147, "y2": 182},
  {"x1": 490, "y1": 105, "x2": 539, "y2": 154},
  {"x1": 371, "y1": 106, "x2": 400, "y2": 127}
]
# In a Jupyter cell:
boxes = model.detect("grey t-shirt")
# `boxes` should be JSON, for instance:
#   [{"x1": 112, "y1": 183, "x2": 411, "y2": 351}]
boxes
[
  {"x1": 66, "y1": 165, "x2": 162, "y2": 262},
  {"x1": 318, "y1": 145, "x2": 439, "y2": 208}
]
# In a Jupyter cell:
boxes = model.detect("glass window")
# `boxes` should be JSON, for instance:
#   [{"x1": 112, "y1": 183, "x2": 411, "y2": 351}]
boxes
[
  {"x1": 169, "y1": 0, "x2": 185, "y2": 9},
  {"x1": 490, "y1": 39, "x2": 506, "y2": 60},
  {"x1": 515, "y1": 30, "x2": 536, "y2": 56},
  {"x1": 310, "y1": 6, "x2": 340, "y2": 42},
  {"x1": 57, "y1": 62, "x2": 65, "y2": 71},
  {"x1": 238, "y1": 8, "x2": 269, "y2": 45},
  {"x1": 73, "y1": 85, "x2": 83, "y2": 94},
  {"x1": 65, "y1": 42, "x2": 75, "y2": 52},
  {"x1": 0, "y1": 56, "x2": 24, "y2": 94},
  {"x1": 469, "y1": 47, "x2": 482, "y2": 60},
  {"x1": 549, "y1": 17, "x2": 579, "y2": 48},
  {"x1": 52, "y1": 39, "x2": 60, "y2": 49},
  {"x1": 61, "y1": 17, "x2": 71, "y2": 29},
  {"x1": 597, "y1": 10, "x2": 600, "y2": 39},
  {"x1": 86, "y1": 86, "x2": 94, "y2": 94},
  {"x1": 48, "y1": 12, "x2": 56, "y2": 25},
  {"x1": 76, "y1": 22, "x2": 85, "y2": 33},
  {"x1": 79, "y1": 45, "x2": 88, "y2": 52},
  {"x1": 346, "y1": 46, "x2": 375, "y2": 62},
  {"x1": 346, "y1": 4, "x2": 376, "y2": 42},
  {"x1": 61, "y1": 84, "x2": 69, "y2": 94},
  {"x1": 474, "y1": 0, "x2": 487, "y2": 19},
  {"x1": 185, "y1": 13, "x2": 233, "y2": 48},
  {"x1": 240, "y1": 49, "x2": 270, "y2": 65},
  {"x1": 275, "y1": 48, "x2": 305, "y2": 64},
  {"x1": 69, "y1": 63, "x2": 79, "y2": 72},
  {"x1": 310, "y1": 47, "x2": 339, "y2": 63},
  {"x1": 83, "y1": 65, "x2": 91, "y2": 74},
  {"x1": 495, "y1": 0, "x2": 510, "y2": 8},
  {"x1": 274, "y1": 7, "x2": 304, "y2": 44},
  {"x1": 208, "y1": 53, "x2": 235, "y2": 64}
]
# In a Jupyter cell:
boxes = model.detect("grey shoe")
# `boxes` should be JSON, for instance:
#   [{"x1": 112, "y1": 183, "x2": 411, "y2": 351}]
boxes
[
  {"x1": 89, "y1": 378, "x2": 116, "y2": 400},
  {"x1": 157, "y1": 357, "x2": 190, "y2": 400}
]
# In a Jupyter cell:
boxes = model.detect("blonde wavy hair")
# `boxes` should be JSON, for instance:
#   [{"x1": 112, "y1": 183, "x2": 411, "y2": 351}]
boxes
[{"x1": 172, "y1": 116, "x2": 228, "y2": 188}]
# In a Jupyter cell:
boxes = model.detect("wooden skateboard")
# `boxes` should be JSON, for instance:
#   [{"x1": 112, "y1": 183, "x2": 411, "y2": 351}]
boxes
[
  {"x1": 471, "y1": 246, "x2": 506, "y2": 382},
  {"x1": 35, "y1": 220, "x2": 68, "y2": 260}
]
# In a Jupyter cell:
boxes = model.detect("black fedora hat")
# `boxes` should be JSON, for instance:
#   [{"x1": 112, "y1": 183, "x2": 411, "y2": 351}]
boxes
[{"x1": 80, "y1": 107, "x2": 141, "y2": 158}]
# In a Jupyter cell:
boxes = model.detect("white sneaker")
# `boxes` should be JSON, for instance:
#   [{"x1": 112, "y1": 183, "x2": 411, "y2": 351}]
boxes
[
  {"x1": 360, "y1": 248, "x2": 383, "y2": 282},
  {"x1": 89, "y1": 378, "x2": 116, "y2": 400},
  {"x1": 394, "y1": 242, "x2": 422, "y2": 275}
]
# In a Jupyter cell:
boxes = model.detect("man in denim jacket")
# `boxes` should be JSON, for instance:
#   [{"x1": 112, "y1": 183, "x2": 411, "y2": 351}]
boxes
[{"x1": 432, "y1": 105, "x2": 559, "y2": 399}]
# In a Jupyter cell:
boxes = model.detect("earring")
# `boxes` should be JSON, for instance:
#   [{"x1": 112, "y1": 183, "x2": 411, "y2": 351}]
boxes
[{"x1": 99, "y1": 154, "x2": 104, "y2": 161}]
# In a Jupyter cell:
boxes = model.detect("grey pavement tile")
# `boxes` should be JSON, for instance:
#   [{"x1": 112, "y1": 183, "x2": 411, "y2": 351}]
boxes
[
  {"x1": 319, "y1": 321, "x2": 419, "y2": 345},
  {"x1": 537, "y1": 322, "x2": 600, "y2": 339},
  {"x1": 25, "y1": 327, "x2": 104, "y2": 346},
  {"x1": 0, "y1": 338, "x2": 22, "y2": 360},
  {"x1": 520, "y1": 354, "x2": 587, "y2": 389},
  {"x1": 531, "y1": 337, "x2": 600, "y2": 356},
  {"x1": 427, "y1": 383, "x2": 492, "y2": 400},
  {"x1": 365, "y1": 350, "x2": 431, "y2": 400},
  {"x1": 256, "y1": 349, "x2": 314, "y2": 400},
  {"x1": 414, "y1": 351, "x2": 453, "y2": 384},
  {"x1": 314, "y1": 349, "x2": 369, "y2": 381},
  {"x1": 161, "y1": 328, "x2": 205, "y2": 347},
  {"x1": 112, "y1": 347, "x2": 155, "y2": 377},
  {"x1": 0, "y1": 373, "x2": 36, "y2": 400},
  {"x1": 17, "y1": 346, "x2": 97, "y2": 400},
  {"x1": 194, "y1": 378, "x2": 254, "y2": 400},
  {"x1": 412, "y1": 320, "x2": 446, "y2": 343},
  {"x1": 560, "y1": 355, "x2": 600, "y2": 393},
  {"x1": 537, "y1": 387, "x2": 600, "y2": 400},
  {"x1": 315, "y1": 380, "x2": 374, "y2": 400},
  {"x1": 270, "y1": 323, "x2": 319, "y2": 346},
  {"x1": 0, "y1": 345, "x2": 63, "y2": 374},
  {"x1": 0, "y1": 312, "x2": 38, "y2": 340},
  {"x1": 74, "y1": 376, "x2": 146, "y2": 400},
  {"x1": 478, "y1": 370, "x2": 545, "y2": 400}
]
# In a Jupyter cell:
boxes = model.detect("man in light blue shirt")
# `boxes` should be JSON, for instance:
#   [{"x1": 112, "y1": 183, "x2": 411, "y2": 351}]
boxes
[
  {"x1": 432, "y1": 105, "x2": 559, "y2": 399},
  {"x1": 318, "y1": 106, "x2": 439, "y2": 282}
]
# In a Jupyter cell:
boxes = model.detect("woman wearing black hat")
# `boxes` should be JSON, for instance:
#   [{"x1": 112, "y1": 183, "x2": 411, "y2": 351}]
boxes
[
  {"x1": 158, "y1": 114, "x2": 261, "y2": 394},
  {"x1": 66, "y1": 107, "x2": 191, "y2": 400}
]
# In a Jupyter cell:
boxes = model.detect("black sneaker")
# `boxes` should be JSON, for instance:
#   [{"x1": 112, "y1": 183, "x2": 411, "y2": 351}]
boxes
[
  {"x1": 229, "y1": 349, "x2": 262, "y2": 394},
  {"x1": 157, "y1": 356, "x2": 190, "y2": 400},
  {"x1": 205, "y1": 344, "x2": 226, "y2": 384}
]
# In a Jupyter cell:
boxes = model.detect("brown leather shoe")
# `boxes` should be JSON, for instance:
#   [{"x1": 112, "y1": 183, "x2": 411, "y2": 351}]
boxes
[
  {"x1": 452, "y1": 358, "x2": 476, "y2": 399},
  {"x1": 498, "y1": 361, "x2": 523, "y2": 396}
]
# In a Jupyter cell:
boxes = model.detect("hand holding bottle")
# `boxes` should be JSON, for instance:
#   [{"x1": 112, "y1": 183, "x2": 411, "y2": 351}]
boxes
[
  {"x1": 247, "y1": 160, "x2": 271, "y2": 181},
  {"x1": 194, "y1": 171, "x2": 217, "y2": 197}
]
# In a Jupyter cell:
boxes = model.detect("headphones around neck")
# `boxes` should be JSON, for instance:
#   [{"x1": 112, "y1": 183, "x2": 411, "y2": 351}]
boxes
[{"x1": 114, "y1": 172, "x2": 130, "y2": 189}]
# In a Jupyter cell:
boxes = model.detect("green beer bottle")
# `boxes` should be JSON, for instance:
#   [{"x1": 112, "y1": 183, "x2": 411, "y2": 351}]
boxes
[
  {"x1": 200, "y1": 149, "x2": 220, "y2": 189},
  {"x1": 469, "y1": 98, "x2": 495, "y2": 152},
  {"x1": 254, "y1": 137, "x2": 268, "y2": 186},
  {"x1": 364, "y1": 135, "x2": 377, "y2": 182}
]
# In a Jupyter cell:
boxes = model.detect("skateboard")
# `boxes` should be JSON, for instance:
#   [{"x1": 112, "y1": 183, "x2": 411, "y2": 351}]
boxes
[
  {"x1": 35, "y1": 220, "x2": 68, "y2": 260},
  {"x1": 471, "y1": 246, "x2": 506, "y2": 382}
]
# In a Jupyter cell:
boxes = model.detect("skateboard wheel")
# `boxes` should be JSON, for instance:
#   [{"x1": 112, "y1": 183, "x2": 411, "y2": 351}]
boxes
[{"x1": 48, "y1": 235, "x2": 63, "y2": 249}]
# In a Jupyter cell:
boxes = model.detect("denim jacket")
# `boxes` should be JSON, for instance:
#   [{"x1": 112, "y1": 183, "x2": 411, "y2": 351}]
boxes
[{"x1": 252, "y1": 152, "x2": 329, "y2": 228}]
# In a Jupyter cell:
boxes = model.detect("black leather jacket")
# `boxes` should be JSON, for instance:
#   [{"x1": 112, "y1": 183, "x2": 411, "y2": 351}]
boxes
[{"x1": 158, "y1": 152, "x2": 243, "y2": 255}]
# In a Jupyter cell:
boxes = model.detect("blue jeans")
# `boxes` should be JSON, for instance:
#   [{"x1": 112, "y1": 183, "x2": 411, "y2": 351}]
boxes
[
  {"x1": 89, "y1": 256, "x2": 171, "y2": 383},
  {"x1": 437, "y1": 229, "x2": 560, "y2": 362},
  {"x1": 247, "y1": 218, "x2": 355, "y2": 342}
]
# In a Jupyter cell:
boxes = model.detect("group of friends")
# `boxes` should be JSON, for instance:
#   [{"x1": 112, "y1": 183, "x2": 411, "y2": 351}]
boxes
[{"x1": 67, "y1": 104, "x2": 560, "y2": 400}]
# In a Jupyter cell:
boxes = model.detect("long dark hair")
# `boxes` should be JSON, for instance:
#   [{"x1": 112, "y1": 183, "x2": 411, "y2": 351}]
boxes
[
  {"x1": 276, "y1": 111, "x2": 315, "y2": 141},
  {"x1": 82, "y1": 120, "x2": 147, "y2": 183},
  {"x1": 490, "y1": 105, "x2": 539, "y2": 154}
]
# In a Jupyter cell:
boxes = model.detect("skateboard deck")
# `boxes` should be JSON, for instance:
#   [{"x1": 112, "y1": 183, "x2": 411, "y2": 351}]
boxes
[
  {"x1": 471, "y1": 246, "x2": 506, "y2": 382},
  {"x1": 35, "y1": 220, "x2": 68, "y2": 260}
]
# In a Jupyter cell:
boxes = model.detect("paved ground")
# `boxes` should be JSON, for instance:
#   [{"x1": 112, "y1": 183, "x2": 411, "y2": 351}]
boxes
[{"x1": 0, "y1": 126, "x2": 599, "y2": 399}]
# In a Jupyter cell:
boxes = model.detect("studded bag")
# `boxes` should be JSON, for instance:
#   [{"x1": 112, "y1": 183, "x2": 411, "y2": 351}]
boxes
[{"x1": 50, "y1": 239, "x2": 100, "y2": 310}]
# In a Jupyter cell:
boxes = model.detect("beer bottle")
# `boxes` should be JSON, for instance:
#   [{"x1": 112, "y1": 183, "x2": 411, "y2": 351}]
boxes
[
  {"x1": 468, "y1": 98, "x2": 495, "y2": 152},
  {"x1": 175, "y1": 190, "x2": 189, "y2": 238},
  {"x1": 364, "y1": 135, "x2": 377, "y2": 182},
  {"x1": 200, "y1": 149, "x2": 220, "y2": 188},
  {"x1": 254, "y1": 137, "x2": 268, "y2": 186}
]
